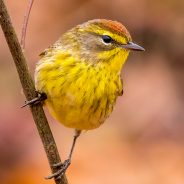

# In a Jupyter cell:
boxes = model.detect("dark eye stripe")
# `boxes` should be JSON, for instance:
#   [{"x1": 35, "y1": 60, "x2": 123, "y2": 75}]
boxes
[
  {"x1": 102, "y1": 35, "x2": 113, "y2": 44},
  {"x1": 87, "y1": 31, "x2": 127, "y2": 47}
]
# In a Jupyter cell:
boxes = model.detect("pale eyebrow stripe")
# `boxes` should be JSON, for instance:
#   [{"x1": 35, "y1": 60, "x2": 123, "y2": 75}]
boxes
[{"x1": 86, "y1": 31, "x2": 129, "y2": 46}]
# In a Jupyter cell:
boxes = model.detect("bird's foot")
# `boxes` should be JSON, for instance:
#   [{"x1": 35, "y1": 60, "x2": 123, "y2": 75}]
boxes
[
  {"x1": 21, "y1": 91, "x2": 47, "y2": 108},
  {"x1": 45, "y1": 159, "x2": 71, "y2": 180}
]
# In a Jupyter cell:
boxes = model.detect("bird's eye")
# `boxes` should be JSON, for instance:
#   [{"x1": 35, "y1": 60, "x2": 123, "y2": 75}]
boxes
[{"x1": 102, "y1": 35, "x2": 113, "y2": 44}]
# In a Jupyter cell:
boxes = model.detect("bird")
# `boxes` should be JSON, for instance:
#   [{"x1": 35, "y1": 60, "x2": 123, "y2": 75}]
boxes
[{"x1": 26, "y1": 19, "x2": 144, "y2": 179}]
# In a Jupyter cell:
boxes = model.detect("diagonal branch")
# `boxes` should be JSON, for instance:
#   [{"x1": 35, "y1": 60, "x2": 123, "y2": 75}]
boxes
[{"x1": 0, "y1": 1, "x2": 68, "y2": 184}]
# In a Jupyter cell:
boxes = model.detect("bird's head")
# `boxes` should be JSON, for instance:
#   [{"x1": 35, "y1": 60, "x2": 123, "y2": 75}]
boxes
[{"x1": 61, "y1": 19, "x2": 144, "y2": 67}]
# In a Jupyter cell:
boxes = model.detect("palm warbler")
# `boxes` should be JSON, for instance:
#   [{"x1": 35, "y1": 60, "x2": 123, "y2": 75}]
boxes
[{"x1": 33, "y1": 19, "x2": 144, "y2": 178}]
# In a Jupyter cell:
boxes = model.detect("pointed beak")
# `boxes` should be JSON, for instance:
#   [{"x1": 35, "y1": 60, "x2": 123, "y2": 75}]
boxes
[{"x1": 121, "y1": 41, "x2": 145, "y2": 51}]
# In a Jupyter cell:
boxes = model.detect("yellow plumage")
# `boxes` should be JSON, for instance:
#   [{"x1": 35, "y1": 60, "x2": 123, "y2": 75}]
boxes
[
  {"x1": 35, "y1": 50, "x2": 128, "y2": 130},
  {"x1": 33, "y1": 19, "x2": 144, "y2": 178},
  {"x1": 35, "y1": 19, "x2": 144, "y2": 130}
]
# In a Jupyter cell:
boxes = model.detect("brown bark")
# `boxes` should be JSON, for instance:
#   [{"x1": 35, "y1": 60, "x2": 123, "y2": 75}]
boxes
[{"x1": 0, "y1": 1, "x2": 68, "y2": 184}]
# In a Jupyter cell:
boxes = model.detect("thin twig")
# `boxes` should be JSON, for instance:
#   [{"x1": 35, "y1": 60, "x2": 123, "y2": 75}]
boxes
[
  {"x1": 20, "y1": 0, "x2": 34, "y2": 49},
  {"x1": 0, "y1": 1, "x2": 68, "y2": 184}
]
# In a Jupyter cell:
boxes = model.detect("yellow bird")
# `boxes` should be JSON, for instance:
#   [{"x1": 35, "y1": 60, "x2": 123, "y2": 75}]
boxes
[{"x1": 30, "y1": 19, "x2": 144, "y2": 178}]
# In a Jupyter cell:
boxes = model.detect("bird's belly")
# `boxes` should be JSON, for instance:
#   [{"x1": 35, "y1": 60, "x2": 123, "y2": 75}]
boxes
[
  {"x1": 45, "y1": 82, "x2": 118, "y2": 130},
  {"x1": 36, "y1": 62, "x2": 123, "y2": 130}
]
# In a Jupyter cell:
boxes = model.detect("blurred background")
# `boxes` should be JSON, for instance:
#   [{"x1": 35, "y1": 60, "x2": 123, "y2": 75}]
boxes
[{"x1": 0, "y1": 0, "x2": 184, "y2": 184}]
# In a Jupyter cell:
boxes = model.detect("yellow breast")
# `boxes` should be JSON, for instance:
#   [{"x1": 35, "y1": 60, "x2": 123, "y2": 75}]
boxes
[{"x1": 35, "y1": 50, "x2": 127, "y2": 130}]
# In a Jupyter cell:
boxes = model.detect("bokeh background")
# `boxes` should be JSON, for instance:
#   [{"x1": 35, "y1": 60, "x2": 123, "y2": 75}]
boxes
[{"x1": 1, "y1": 0, "x2": 184, "y2": 184}]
